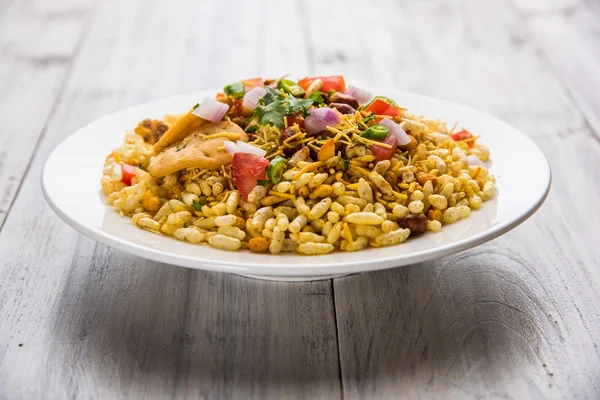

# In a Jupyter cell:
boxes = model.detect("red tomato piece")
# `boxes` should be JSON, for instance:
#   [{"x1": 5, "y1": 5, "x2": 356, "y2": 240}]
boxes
[
  {"x1": 298, "y1": 76, "x2": 346, "y2": 93},
  {"x1": 242, "y1": 78, "x2": 264, "y2": 90},
  {"x1": 370, "y1": 134, "x2": 398, "y2": 161},
  {"x1": 365, "y1": 99, "x2": 400, "y2": 117},
  {"x1": 232, "y1": 152, "x2": 270, "y2": 199},
  {"x1": 215, "y1": 92, "x2": 228, "y2": 103},
  {"x1": 121, "y1": 164, "x2": 137, "y2": 186},
  {"x1": 229, "y1": 98, "x2": 244, "y2": 117},
  {"x1": 285, "y1": 114, "x2": 305, "y2": 130},
  {"x1": 451, "y1": 129, "x2": 473, "y2": 141}
]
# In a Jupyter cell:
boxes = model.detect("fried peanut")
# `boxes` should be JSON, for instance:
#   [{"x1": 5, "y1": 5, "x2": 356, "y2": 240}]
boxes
[
  {"x1": 248, "y1": 237, "x2": 270, "y2": 252},
  {"x1": 398, "y1": 214, "x2": 427, "y2": 235}
]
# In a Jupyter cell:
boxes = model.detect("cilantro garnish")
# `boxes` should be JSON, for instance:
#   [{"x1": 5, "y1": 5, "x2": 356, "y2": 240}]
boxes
[
  {"x1": 192, "y1": 103, "x2": 199, "y2": 110},
  {"x1": 342, "y1": 159, "x2": 350, "y2": 171},
  {"x1": 192, "y1": 200, "x2": 202, "y2": 211},
  {"x1": 183, "y1": 222, "x2": 188, "y2": 228},
  {"x1": 308, "y1": 91, "x2": 326, "y2": 106},
  {"x1": 257, "y1": 179, "x2": 271, "y2": 186},
  {"x1": 224, "y1": 81, "x2": 245, "y2": 99},
  {"x1": 252, "y1": 87, "x2": 316, "y2": 128},
  {"x1": 259, "y1": 87, "x2": 285, "y2": 105},
  {"x1": 327, "y1": 90, "x2": 336, "y2": 97}
]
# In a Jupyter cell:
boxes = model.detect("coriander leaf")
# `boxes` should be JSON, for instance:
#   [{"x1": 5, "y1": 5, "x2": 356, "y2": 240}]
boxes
[
  {"x1": 192, "y1": 103, "x2": 200, "y2": 110},
  {"x1": 183, "y1": 222, "x2": 188, "y2": 228},
  {"x1": 224, "y1": 81, "x2": 244, "y2": 98},
  {"x1": 327, "y1": 90, "x2": 336, "y2": 97},
  {"x1": 308, "y1": 91, "x2": 325, "y2": 106},
  {"x1": 253, "y1": 90, "x2": 315, "y2": 128},
  {"x1": 259, "y1": 87, "x2": 285, "y2": 105},
  {"x1": 342, "y1": 159, "x2": 350, "y2": 171},
  {"x1": 192, "y1": 200, "x2": 202, "y2": 211},
  {"x1": 287, "y1": 96, "x2": 314, "y2": 117},
  {"x1": 256, "y1": 100, "x2": 289, "y2": 128},
  {"x1": 257, "y1": 179, "x2": 271, "y2": 186}
]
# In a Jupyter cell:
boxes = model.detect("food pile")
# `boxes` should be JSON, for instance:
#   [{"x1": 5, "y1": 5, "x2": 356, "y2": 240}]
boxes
[{"x1": 101, "y1": 76, "x2": 495, "y2": 255}]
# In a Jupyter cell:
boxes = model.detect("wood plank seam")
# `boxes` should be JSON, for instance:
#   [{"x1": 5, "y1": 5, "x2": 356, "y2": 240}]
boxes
[
  {"x1": 330, "y1": 279, "x2": 346, "y2": 400},
  {"x1": 0, "y1": 5, "x2": 95, "y2": 233}
]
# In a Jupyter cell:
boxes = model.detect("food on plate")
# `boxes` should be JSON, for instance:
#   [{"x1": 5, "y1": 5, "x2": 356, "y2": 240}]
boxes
[{"x1": 102, "y1": 76, "x2": 495, "y2": 255}]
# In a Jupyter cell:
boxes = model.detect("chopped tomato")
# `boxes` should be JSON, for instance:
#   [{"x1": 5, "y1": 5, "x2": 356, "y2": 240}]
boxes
[
  {"x1": 285, "y1": 114, "x2": 305, "y2": 130},
  {"x1": 229, "y1": 98, "x2": 244, "y2": 117},
  {"x1": 242, "y1": 78, "x2": 264, "y2": 90},
  {"x1": 451, "y1": 129, "x2": 475, "y2": 147},
  {"x1": 365, "y1": 99, "x2": 400, "y2": 117},
  {"x1": 298, "y1": 76, "x2": 346, "y2": 93},
  {"x1": 215, "y1": 92, "x2": 228, "y2": 103},
  {"x1": 232, "y1": 152, "x2": 270, "y2": 199},
  {"x1": 370, "y1": 134, "x2": 398, "y2": 161},
  {"x1": 121, "y1": 164, "x2": 137, "y2": 186}
]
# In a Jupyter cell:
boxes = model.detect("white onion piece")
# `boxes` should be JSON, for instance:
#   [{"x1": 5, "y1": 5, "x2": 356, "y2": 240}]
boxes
[
  {"x1": 235, "y1": 140, "x2": 267, "y2": 157},
  {"x1": 305, "y1": 108, "x2": 342, "y2": 135},
  {"x1": 193, "y1": 98, "x2": 229, "y2": 123},
  {"x1": 224, "y1": 140, "x2": 240, "y2": 156},
  {"x1": 379, "y1": 118, "x2": 411, "y2": 145},
  {"x1": 468, "y1": 154, "x2": 486, "y2": 166},
  {"x1": 346, "y1": 85, "x2": 373, "y2": 104},
  {"x1": 242, "y1": 87, "x2": 267, "y2": 113}
]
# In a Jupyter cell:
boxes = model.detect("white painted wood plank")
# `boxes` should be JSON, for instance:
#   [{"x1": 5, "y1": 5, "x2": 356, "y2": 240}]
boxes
[
  {"x1": 302, "y1": 0, "x2": 600, "y2": 398},
  {"x1": 510, "y1": 0, "x2": 580, "y2": 14},
  {"x1": 0, "y1": 0, "x2": 93, "y2": 228},
  {"x1": 335, "y1": 131, "x2": 600, "y2": 399},
  {"x1": 526, "y1": 8, "x2": 600, "y2": 141},
  {"x1": 0, "y1": 0, "x2": 341, "y2": 398}
]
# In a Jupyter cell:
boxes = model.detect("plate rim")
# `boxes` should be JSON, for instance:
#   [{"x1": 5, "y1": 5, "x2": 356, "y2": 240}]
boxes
[{"x1": 41, "y1": 90, "x2": 552, "y2": 277}]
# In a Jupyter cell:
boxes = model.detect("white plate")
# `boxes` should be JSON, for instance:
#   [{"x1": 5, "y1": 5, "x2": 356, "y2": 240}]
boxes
[{"x1": 42, "y1": 91, "x2": 551, "y2": 281}]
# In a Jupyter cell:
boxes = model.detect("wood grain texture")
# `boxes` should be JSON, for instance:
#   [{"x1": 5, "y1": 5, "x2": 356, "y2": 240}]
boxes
[
  {"x1": 522, "y1": 1, "x2": 600, "y2": 140},
  {"x1": 0, "y1": 0, "x2": 92, "y2": 228},
  {"x1": 322, "y1": 0, "x2": 600, "y2": 398},
  {"x1": 1, "y1": 0, "x2": 600, "y2": 398},
  {"x1": 0, "y1": 0, "x2": 341, "y2": 398}
]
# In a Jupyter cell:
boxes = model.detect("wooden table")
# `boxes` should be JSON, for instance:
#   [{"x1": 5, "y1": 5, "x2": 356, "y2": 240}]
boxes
[{"x1": 1, "y1": 0, "x2": 599, "y2": 398}]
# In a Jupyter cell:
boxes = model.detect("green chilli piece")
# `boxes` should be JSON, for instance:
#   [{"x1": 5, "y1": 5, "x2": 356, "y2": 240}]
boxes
[
  {"x1": 267, "y1": 156, "x2": 288, "y2": 184},
  {"x1": 361, "y1": 124, "x2": 389, "y2": 139},
  {"x1": 278, "y1": 79, "x2": 305, "y2": 97},
  {"x1": 224, "y1": 81, "x2": 245, "y2": 98}
]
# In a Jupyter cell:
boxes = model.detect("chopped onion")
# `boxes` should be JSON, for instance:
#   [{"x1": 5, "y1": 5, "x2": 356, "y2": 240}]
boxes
[
  {"x1": 305, "y1": 108, "x2": 342, "y2": 135},
  {"x1": 379, "y1": 118, "x2": 411, "y2": 145},
  {"x1": 468, "y1": 154, "x2": 486, "y2": 167},
  {"x1": 224, "y1": 140, "x2": 240, "y2": 156},
  {"x1": 193, "y1": 98, "x2": 229, "y2": 123},
  {"x1": 242, "y1": 87, "x2": 267, "y2": 113},
  {"x1": 346, "y1": 85, "x2": 373, "y2": 104},
  {"x1": 235, "y1": 140, "x2": 267, "y2": 157}
]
